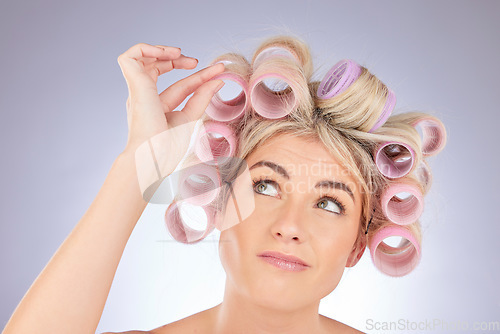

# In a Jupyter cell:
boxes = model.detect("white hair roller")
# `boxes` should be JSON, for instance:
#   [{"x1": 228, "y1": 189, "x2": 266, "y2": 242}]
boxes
[
  {"x1": 381, "y1": 182, "x2": 424, "y2": 225},
  {"x1": 164, "y1": 201, "x2": 216, "y2": 244},
  {"x1": 369, "y1": 225, "x2": 421, "y2": 277},
  {"x1": 252, "y1": 45, "x2": 299, "y2": 69}
]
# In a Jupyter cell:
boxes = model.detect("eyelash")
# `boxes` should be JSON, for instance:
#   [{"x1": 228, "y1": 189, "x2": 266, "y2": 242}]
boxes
[{"x1": 251, "y1": 176, "x2": 346, "y2": 215}]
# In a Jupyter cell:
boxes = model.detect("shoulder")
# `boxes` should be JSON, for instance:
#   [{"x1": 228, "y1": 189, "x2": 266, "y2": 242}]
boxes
[
  {"x1": 150, "y1": 306, "x2": 215, "y2": 334},
  {"x1": 101, "y1": 332, "x2": 150, "y2": 334},
  {"x1": 101, "y1": 306, "x2": 215, "y2": 334},
  {"x1": 320, "y1": 315, "x2": 366, "y2": 334}
]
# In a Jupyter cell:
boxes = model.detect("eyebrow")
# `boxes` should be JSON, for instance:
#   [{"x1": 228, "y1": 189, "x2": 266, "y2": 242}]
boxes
[{"x1": 249, "y1": 160, "x2": 356, "y2": 204}]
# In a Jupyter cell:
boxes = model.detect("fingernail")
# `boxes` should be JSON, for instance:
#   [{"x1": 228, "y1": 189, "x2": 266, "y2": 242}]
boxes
[
  {"x1": 211, "y1": 61, "x2": 225, "y2": 68},
  {"x1": 215, "y1": 80, "x2": 225, "y2": 92}
]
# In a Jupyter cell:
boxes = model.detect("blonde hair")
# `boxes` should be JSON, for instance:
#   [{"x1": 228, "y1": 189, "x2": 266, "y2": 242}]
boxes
[{"x1": 173, "y1": 35, "x2": 446, "y2": 264}]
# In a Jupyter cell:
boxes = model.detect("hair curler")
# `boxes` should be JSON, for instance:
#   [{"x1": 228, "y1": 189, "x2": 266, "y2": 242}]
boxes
[
  {"x1": 369, "y1": 88, "x2": 396, "y2": 133},
  {"x1": 381, "y1": 181, "x2": 424, "y2": 225},
  {"x1": 317, "y1": 59, "x2": 362, "y2": 99},
  {"x1": 177, "y1": 163, "x2": 221, "y2": 206},
  {"x1": 375, "y1": 141, "x2": 415, "y2": 178},
  {"x1": 413, "y1": 160, "x2": 433, "y2": 194},
  {"x1": 252, "y1": 45, "x2": 300, "y2": 69},
  {"x1": 369, "y1": 225, "x2": 421, "y2": 277},
  {"x1": 165, "y1": 201, "x2": 216, "y2": 244},
  {"x1": 205, "y1": 72, "x2": 249, "y2": 122},
  {"x1": 194, "y1": 120, "x2": 237, "y2": 166},
  {"x1": 412, "y1": 117, "x2": 447, "y2": 156},
  {"x1": 249, "y1": 73, "x2": 298, "y2": 119},
  {"x1": 317, "y1": 59, "x2": 396, "y2": 132}
]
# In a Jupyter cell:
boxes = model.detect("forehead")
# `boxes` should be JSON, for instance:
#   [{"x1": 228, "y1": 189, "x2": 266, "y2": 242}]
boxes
[{"x1": 246, "y1": 134, "x2": 356, "y2": 182}]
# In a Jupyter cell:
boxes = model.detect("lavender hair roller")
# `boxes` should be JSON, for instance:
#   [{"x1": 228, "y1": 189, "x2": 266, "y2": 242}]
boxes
[
  {"x1": 205, "y1": 72, "x2": 249, "y2": 122},
  {"x1": 178, "y1": 163, "x2": 221, "y2": 206},
  {"x1": 375, "y1": 141, "x2": 415, "y2": 178},
  {"x1": 381, "y1": 182, "x2": 424, "y2": 225},
  {"x1": 317, "y1": 60, "x2": 396, "y2": 132},
  {"x1": 317, "y1": 59, "x2": 362, "y2": 99},
  {"x1": 369, "y1": 225, "x2": 421, "y2": 277},
  {"x1": 412, "y1": 117, "x2": 447, "y2": 156},
  {"x1": 369, "y1": 88, "x2": 396, "y2": 133},
  {"x1": 194, "y1": 120, "x2": 237, "y2": 166},
  {"x1": 165, "y1": 201, "x2": 216, "y2": 244}
]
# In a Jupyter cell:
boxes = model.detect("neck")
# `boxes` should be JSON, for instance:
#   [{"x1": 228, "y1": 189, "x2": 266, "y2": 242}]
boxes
[{"x1": 211, "y1": 278, "x2": 327, "y2": 334}]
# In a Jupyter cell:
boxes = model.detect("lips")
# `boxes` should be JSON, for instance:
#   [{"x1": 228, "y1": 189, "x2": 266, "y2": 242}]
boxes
[{"x1": 257, "y1": 251, "x2": 310, "y2": 267}]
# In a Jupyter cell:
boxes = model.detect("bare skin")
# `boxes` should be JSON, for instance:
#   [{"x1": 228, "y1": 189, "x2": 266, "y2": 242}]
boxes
[
  {"x1": 4, "y1": 42, "x2": 366, "y2": 334},
  {"x1": 3, "y1": 43, "x2": 225, "y2": 334},
  {"x1": 116, "y1": 134, "x2": 368, "y2": 334}
]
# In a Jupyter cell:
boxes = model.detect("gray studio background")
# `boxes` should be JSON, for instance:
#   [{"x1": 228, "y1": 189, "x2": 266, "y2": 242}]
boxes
[{"x1": 1, "y1": 1, "x2": 499, "y2": 333}]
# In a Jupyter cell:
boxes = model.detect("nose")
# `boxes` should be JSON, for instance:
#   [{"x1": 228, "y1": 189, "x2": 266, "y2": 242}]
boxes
[{"x1": 270, "y1": 195, "x2": 307, "y2": 243}]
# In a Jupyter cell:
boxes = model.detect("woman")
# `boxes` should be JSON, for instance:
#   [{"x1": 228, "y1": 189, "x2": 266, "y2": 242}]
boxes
[{"x1": 3, "y1": 35, "x2": 445, "y2": 334}]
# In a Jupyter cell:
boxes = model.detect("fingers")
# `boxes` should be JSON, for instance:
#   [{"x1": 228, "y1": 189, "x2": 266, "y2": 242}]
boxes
[
  {"x1": 152, "y1": 54, "x2": 199, "y2": 76},
  {"x1": 182, "y1": 79, "x2": 225, "y2": 122},
  {"x1": 117, "y1": 43, "x2": 182, "y2": 77},
  {"x1": 117, "y1": 43, "x2": 199, "y2": 105},
  {"x1": 160, "y1": 62, "x2": 225, "y2": 111},
  {"x1": 127, "y1": 43, "x2": 182, "y2": 61}
]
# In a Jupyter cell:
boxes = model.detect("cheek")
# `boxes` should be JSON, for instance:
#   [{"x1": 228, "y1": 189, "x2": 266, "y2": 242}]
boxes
[
  {"x1": 218, "y1": 223, "x2": 254, "y2": 277},
  {"x1": 315, "y1": 223, "x2": 359, "y2": 272}
]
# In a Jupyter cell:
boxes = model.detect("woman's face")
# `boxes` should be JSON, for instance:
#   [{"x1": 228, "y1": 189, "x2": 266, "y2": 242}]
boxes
[{"x1": 218, "y1": 133, "x2": 365, "y2": 310}]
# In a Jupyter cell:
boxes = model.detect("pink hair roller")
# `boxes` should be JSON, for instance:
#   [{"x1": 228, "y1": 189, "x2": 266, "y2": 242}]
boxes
[
  {"x1": 369, "y1": 225, "x2": 421, "y2": 277},
  {"x1": 249, "y1": 72, "x2": 299, "y2": 119},
  {"x1": 381, "y1": 182, "x2": 424, "y2": 225},
  {"x1": 412, "y1": 117, "x2": 447, "y2": 156},
  {"x1": 317, "y1": 59, "x2": 362, "y2": 99},
  {"x1": 194, "y1": 120, "x2": 237, "y2": 165},
  {"x1": 178, "y1": 163, "x2": 221, "y2": 206},
  {"x1": 375, "y1": 141, "x2": 415, "y2": 178},
  {"x1": 205, "y1": 72, "x2": 249, "y2": 122},
  {"x1": 165, "y1": 201, "x2": 216, "y2": 244},
  {"x1": 414, "y1": 160, "x2": 433, "y2": 194}
]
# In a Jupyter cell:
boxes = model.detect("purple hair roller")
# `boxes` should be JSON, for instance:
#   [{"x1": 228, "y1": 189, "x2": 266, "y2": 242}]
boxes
[
  {"x1": 369, "y1": 88, "x2": 396, "y2": 132},
  {"x1": 369, "y1": 225, "x2": 421, "y2": 277},
  {"x1": 412, "y1": 117, "x2": 447, "y2": 156},
  {"x1": 318, "y1": 60, "x2": 396, "y2": 132},
  {"x1": 178, "y1": 163, "x2": 221, "y2": 206},
  {"x1": 381, "y1": 182, "x2": 424, "y2": 225},
  {"x1": 205, "y1": 73, "x2": 249, "y2": 122},
  {"x1": 375, "y1": 141, "x2": 415, "y2": 178},
  {"x1": 317, "y1": 59, "x2": 362, "y2": 99},
  {"x1": 194, "y1": 120, "x2": 237, "y2": 165},
  {"x1": 165, "y1": 201, "x2": 216, "y2": 244}
]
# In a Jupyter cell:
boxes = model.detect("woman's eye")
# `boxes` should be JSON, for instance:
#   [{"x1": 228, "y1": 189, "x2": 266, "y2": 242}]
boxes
[
  {"x1": 317, "y1": 198, "x2": 343, "y2": 214},
  {"x1": 253, "y1": 180, "x2": 279, "y2": 197}
]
